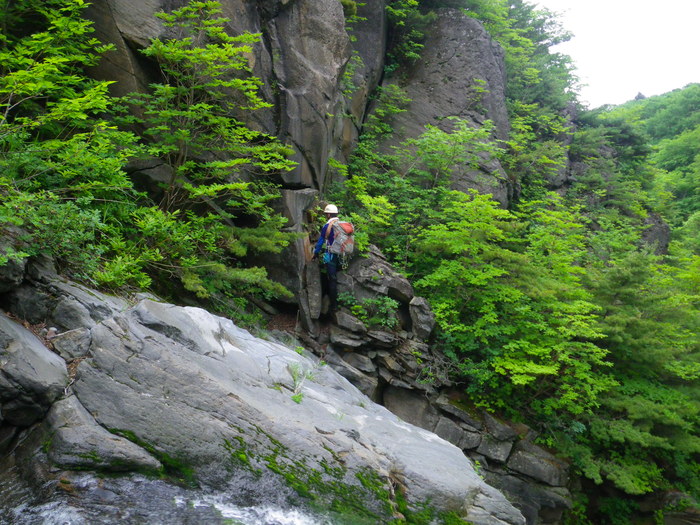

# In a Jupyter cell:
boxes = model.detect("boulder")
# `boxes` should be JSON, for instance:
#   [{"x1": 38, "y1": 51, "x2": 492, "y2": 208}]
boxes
[
  {"x1": 382, "y1": 386, "x2": 440, "y2": 432},
  {"x1": 334, "y1": 310, "x2": 367, "y2": 333},
  {"x1": 341, "y1": 352, "x2": 376, "y2": 374},
  {"x1": 461, "y1": 427, "x2": 484, "y2": 450},
  {"x1": 434, "y1": 416, "x2": 467, "y2": 448},
  {"x1": 330, "y1": 325, "x2": 365, "y2": 348},
  {"x1": 435, "y1": 393, "x2": 484, "y2": 431},
  {"x1": 506, "y1": 441, "x2": 569, "y2": 487},
  {"x1": 484, "y1": 472, "x2": 572, "y2": 525},
  {"x1": 40, "y1": 298, "x2": 523, "y2": 523},
  {"x1": 343, "y1": 245, "x2": 414, "y2": 303},
  {"x1": 484, "y1": 412, "x2": 518, "y2": 441},
  {"x1": 0, "y1": 314, "x2": 68, "y2": 426},
  {"x1": 476, "y1": 435, "x2": 514, "y2": 464},
  {"x1": 367, "y1": 329, "x2": 398, "y2": 348},
  {"x1": 409, "y1": 296, "x2": 435, "y2": 340},
  {"x1": 45, "y1": 396, "x2": 162, "y2": 472}
]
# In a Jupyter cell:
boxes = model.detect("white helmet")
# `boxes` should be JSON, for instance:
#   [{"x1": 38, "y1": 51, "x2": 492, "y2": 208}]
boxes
[{"x1": 323, "y1": 204, "x2": 338, "y2": 214}]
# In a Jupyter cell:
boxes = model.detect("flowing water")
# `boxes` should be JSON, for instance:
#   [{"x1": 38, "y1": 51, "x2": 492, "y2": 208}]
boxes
[{"x1": 0, "y1": 463, "x2": 329, "y2": 525}]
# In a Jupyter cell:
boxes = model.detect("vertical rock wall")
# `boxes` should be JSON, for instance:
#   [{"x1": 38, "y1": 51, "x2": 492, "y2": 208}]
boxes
[{"x1": 377, "y1": 9, "x2": 514, "y2": 205}]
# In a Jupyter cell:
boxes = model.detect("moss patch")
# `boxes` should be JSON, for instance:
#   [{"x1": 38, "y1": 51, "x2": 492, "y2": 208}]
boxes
[
  {"x1": 109, "y1": 428, "x2": 195, "y2": 485},
  {"x1": 222, "y1": 425, "x2": 473, "y2": 524}
]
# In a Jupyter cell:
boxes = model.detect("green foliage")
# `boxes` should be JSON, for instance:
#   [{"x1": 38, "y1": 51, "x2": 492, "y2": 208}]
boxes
[
  {"x1": 110, "y1": 1, "x2": 297, "y2": 308},
  {"x1": 624, "y1": 83, "x2": 700, "y2": 142},
  {"x1": 342, "y1": 89, "x2": 615, "y2": 420},
  {"x1": 339, "y1": 293, "x2": 400, "y2": 330},
  {"x1": 385, "y1": 0, "x2": 436, "y2": 73},
  {"x1": 0, "y1": 0, "x2": 140, "y2": 281},
  {"x1": 504, "y1": 100, "x2": 569, "y2": 198},
  {"x1": 340, "y1": 0, "x2": 359, "y2": 19},
  {"x1": 606, "y1": 84, "x2": 700, "y2": 227},
  {"x1": 414, "y1": 192, "x2": 615, "y2": 418},
  {"x1": 340, "y1": 113, "x2": 501, "y2": 270},
  {"x1": 119, "y1": 1, "x2": 295, "y2": 210},
  {"x1": 341, "y1": 5, "x2": 700, "y2": 506},
  {"x1": 0, "y1": 0, "x2": 295, "y2": 326}
]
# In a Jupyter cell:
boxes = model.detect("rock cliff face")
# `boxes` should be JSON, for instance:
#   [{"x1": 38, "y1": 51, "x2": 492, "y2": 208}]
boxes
[
  {"x1": 378, "y1": 9, "x2": 513, "y2": 205},
  {"x1": 85, "y1": 0, "x2": 513, "y2": 299},
  {"x1": 0, "y1": 258, "x2": 525, "y2": 524}
]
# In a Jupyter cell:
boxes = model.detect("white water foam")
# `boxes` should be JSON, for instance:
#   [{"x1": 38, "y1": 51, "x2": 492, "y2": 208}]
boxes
[{"x1": 190, "y1": 494, "x2": 327, "y2": 525}]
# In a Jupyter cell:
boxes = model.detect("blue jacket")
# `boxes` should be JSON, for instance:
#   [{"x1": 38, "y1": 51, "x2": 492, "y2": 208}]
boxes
[{"x1": 314, "y1": 219, "x2": 336, "y2": 255}]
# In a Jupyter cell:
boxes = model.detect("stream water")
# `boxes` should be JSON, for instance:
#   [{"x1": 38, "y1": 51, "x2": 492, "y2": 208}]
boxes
[{"x1": 0, "y1": 464, "x2": 329, "y2": 525}]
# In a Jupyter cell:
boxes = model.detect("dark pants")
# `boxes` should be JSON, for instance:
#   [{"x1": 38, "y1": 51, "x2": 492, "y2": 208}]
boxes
[{"x1": 324, "y1": 253, "x2": 339, "y2": 312}]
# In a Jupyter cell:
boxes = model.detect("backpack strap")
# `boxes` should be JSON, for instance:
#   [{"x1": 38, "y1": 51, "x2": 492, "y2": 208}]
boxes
[{"x1": 324, "y1": 217, "x2": 339, "y2": 240}]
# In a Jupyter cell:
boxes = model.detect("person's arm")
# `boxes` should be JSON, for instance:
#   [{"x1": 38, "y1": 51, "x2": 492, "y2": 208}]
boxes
[{"x1": 313, "y1": 223, "x2": 328, "y2": 256}]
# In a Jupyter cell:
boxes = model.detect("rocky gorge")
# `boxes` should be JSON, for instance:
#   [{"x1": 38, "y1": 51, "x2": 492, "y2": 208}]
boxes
[{"x1": 0, "y1": 0, "x2": 579, "y2": 523}]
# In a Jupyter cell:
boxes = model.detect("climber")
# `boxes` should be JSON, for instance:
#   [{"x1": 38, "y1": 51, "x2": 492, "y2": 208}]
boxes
[{"x1": 312, "y1": 204, "x2": 341, "y2": 314}]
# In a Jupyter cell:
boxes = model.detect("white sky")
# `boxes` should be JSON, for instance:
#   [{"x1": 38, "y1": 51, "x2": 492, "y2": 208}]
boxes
[{"x1": 534, "y1": 0, "x2": 700, "y2": 108}]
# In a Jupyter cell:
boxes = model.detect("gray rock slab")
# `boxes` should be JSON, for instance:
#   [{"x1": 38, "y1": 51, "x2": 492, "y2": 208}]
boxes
[
  {"x1": 69, "y1": 299, "x2": 523, "y2": 523},
  {"x1": 409, "y1": 296, "x2": 435, "y2": 340},
  {"x1": 434, "y1": 416, "x2": 465, "y2": 447},
  {"x1": 0, "y1": 314, "x2": 68, "y2": 426},
  {"x1": 330, "y1": 325, "x2": 365, "y2": 348},
  {"x1": 484, "y1": 413, "x2": 518, "y2": 441},
  {"x1": 51, "y1": 328, "x2": 92, "y2": 360},
  {"x1": 507, "y1": 441, "x2": 569, "y2": 487},
  {"x1": 485, "y1": 472, "x2": 572, "y2": 525},
  {"x1": 383, "y1": 386, "x2": 439, "y2": 432},
  {"x1": 46, "y1": 396, "x2": 162, "y2": 472},
  {"x1": 335, "y1": 310, "x2": 367, "y2": 333},
  {"x1": 367, "y1": 330, "x2": 397, "y2": 347},
  {"x1": 461, "y1": 428, "x2": 483, "y2": 450},
  {"x1": 341, "y1": 352, "x2": 376, "y2": 374},
  {"x1": 477, "y1": 435, "x2": 514, "y2": 463},
  {"x1": 435, "y1": 394, "x2": 484, "y2": 430},
  {"x1": 48, "y1": 279, "x2": 129, "y2": 331}
]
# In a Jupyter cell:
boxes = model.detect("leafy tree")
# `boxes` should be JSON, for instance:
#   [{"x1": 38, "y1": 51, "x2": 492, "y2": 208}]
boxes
[
  {"x1": 0, "y1": 0, "x2": 295, "y2": 324},
  {"x1": 413, "y1": 193, "x2": 615, "y2": 419},
  {"x1": 638, "y1": 83, "x2": 700, "y2": 142},
  {"x1": 342, "y1": 2, "x2": 700, "y2": 512},
  {"x1": 110, "y1": 0, "x2": 296, "y2": 306},
  {"x1": 0, "y1": 0, "x2": 140, "y2": 280},
  {"x1": 118, "y1": 1, "x2": 294, "y2": 211},
  {"x1": 559, "y1": 246, "x2": 700, "y2": 498},
  {"x1": 341, "y1": 92, "x2": 614, "y2": 419},
  {"x1": 0, "y1": 0, "x2": 114, "y2": 138},
  {"x1": 385, "y1": 0, "x2": 436, "y2": 74}
]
